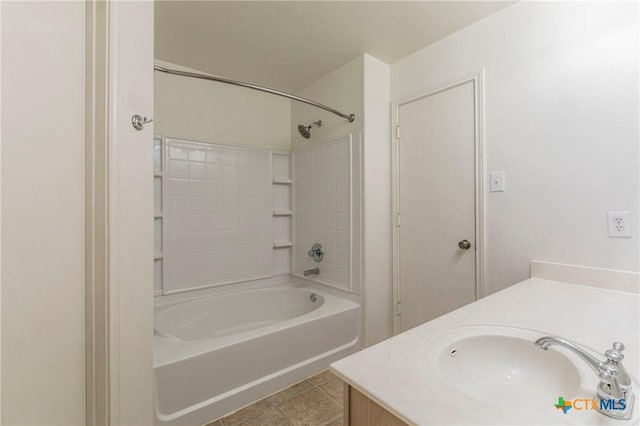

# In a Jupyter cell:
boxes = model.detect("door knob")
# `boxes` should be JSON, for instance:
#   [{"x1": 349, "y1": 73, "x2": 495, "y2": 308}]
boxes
[{"x1": 458, "y1": 240, "x2": 471, "y2": 250}]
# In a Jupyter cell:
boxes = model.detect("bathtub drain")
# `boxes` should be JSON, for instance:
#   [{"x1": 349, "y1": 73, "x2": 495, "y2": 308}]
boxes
[{"x1": 310, "y1": 293, "x2": 317, "y2": 303}]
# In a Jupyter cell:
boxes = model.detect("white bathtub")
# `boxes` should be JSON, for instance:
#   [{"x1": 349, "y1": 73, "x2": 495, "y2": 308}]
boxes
[{"x1": 153, "y1": 276, "x2": 360, "y2": 426}]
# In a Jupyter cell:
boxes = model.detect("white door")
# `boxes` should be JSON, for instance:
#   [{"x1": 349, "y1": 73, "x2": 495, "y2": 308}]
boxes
[{"x1": 396, "y1": 79, "x2": 478, "y2": 332}]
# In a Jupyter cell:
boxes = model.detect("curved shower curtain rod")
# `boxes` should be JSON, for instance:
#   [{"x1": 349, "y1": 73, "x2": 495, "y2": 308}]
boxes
[{"x1": 154, "y1": 66, "x2": 356, "y2": 123}]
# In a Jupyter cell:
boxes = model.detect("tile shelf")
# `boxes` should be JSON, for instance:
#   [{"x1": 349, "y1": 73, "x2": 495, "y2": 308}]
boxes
[
  {"x1": 272, "y1": 152, "x2": 292, "y2": 275},
  {"x1": 154, "y1": 136, "x2": 164, "y2": 297},
  {"x1": 273, "y1": 241, "x2": 293, "y2": 248}
]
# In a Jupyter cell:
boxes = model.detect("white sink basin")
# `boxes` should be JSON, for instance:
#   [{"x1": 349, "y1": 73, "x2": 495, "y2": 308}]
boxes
[
  {"x1": 438, "y1": 333, "x2": 581, "y2": 405},
  {"x1": 419, "y1": 324, "x2": 640, "y2": 424},
  {"x1": 421, "y1": 325, "x2": 599, "y2": 407},
  {"x1": 418, "y1": 325, "x2": 640, "y2": 424}
]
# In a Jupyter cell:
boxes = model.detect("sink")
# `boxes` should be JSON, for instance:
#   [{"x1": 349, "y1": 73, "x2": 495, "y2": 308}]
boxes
[
  {"x1": 418, "y1": 325, "x2": 640, "y2": 424},
  {"x1": 439, "y1": 333, "x2": 581, "y2": 405},
  {"x1": 421, "y1": 325, "x2": 593, "y2": 407}
]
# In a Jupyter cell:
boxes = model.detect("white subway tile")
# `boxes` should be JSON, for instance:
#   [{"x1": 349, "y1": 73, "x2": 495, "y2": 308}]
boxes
[
  {"x1": 206, "y1": 149, "x2": 224, "y2": 163},
  {"x1": 168, "y1": 215, "x2": 189, "y2": 232},
  {"x1": 336, "y1": 213, "x2": 348, "y2": 230},
  {"x1": 189, "y1": 148, "x2": 206, "y2": 162},
  {"x1": 336, "y1": 230, "x2": 349, "y2": 249},
  {"x1": 223, "y1": 164, "x2": 238, "y2": 181},
  {"x1": 167, "y1": 178, "x2": 188, "y2": 196},
  {"x1": 326, "y1": 230, "x2": 337, "y2": 247},
  {"x1": 164, "y1": 140, "x2": 271, "y2": 292},
  {"x1": 207, "y1": 181, "x2": 223, "y2": 197},
  {"x1": 189, "y1": 162, "x2": 206, "y2": 179},
  {"x1": 205, "y1": 198, "x2": 224, "y2": 214},
  {"x1": 206, "y1": 163, "x2": 223, "y2": 180},
  {"x1": 238, "y1": 152, "x2": 252, "y2": 166},
  {"x1": 223, "y1": 214, "x2": 240, "y2": 229},
  {"x1": 169, "y1": 145, "x2": 189, "y2": 160},
  {"x1": 224, "y1": 181, "x2": 239, "y2": 197},
  {"x1": 336, "y1": 196, "x2": 348, "y2": 213},
  {"x1": 188, "y1": 180, "x2": 208, "y2": 197},
  {"x1": 167, "y1": 197, "x2": 189, "y2": 214},
  {"x1": 188, "y1": 197, "x2": 206, "y2": 215},
  {"x1": 207, "y1": 214, "x2": 224, "y2": 230},
  {"x1": 169, "y1": 160, "x2": 189, "y2": 179},
  {"x1": 223, "y1": 150, "x2": 238, "y2": 165}
]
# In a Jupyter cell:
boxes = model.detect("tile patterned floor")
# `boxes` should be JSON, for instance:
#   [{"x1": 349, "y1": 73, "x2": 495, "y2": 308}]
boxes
[{"x1": 207, "y1": 370, "x2": 343, "y2": 426}]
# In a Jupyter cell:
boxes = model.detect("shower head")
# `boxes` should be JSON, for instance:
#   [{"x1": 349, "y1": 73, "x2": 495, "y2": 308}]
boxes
[{"x1": 297, "y1": 120, "x2": 322, "y2": 139}]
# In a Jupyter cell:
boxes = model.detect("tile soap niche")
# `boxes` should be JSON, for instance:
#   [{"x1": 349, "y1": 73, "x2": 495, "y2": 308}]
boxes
[{"x1": 272, "y1": 151, "x2": 292, "y2": 275}]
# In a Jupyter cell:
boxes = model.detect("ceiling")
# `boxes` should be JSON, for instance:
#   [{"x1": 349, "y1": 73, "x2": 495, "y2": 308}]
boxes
[{"x1": 155, "y1": 1, "x2": 514, "y2": 92}]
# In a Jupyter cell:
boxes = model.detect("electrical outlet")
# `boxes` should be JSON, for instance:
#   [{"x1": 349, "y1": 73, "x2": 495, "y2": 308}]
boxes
[{"x1": 608, "y1": 211, "x2": 631, "y2": 238}]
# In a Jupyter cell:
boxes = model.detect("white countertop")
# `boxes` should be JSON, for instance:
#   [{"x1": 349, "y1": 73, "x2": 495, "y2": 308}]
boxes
[{"x1": 331, "y1": 278, "x2": 640, "y2": 425}]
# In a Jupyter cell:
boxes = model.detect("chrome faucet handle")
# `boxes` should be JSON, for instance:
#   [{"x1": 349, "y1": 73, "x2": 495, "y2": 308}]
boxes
[
  {"x1": 535, "y1": 336, "x2": 635, "y2": 420},
  {"x1": 603, "y1": 342, "x2": 631, "y2": 384},
  {"x1": 599, "y1": 364, "x2": 621, "y2": 386},
  {"x1": 605, "y1": 342, "x2": 625, "y2": 363},
  {"x1": 596, "y1": 342, "x2": 633, "y2": 412},
  {"x1": 307, "y1": 243, "x2": 324, "y2": 262},
  {"x1": 598, "y1": 364, "x2": 628, "y2": 400}
]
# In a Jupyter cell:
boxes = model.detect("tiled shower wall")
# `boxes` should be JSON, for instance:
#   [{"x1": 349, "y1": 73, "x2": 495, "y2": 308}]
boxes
[
  {"x1": 161, "y1": 137, "x2": 272, "y2": 294},
  {"x1": 293, "y1": 137, "x2": 354, "y2": 291},
  {"x1": 154, "y1": 134, "x2": 360, "y2": 296}
]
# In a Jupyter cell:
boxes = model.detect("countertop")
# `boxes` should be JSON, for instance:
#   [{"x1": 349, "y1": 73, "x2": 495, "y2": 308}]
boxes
[{"x1": 331, "y1": 278, "x2": 640, "y2": 425}]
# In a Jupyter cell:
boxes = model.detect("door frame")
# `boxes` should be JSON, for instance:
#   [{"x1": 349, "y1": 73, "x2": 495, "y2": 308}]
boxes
[
  {"x1": 391, "y1": 71, "x2": 486, "y2": 334},
  {"x1": 85, "y1": 1, "x2": 110, "y2": 423},
  {"x1": 86, "y1": 1, "x2": 154, "y2": 424}
]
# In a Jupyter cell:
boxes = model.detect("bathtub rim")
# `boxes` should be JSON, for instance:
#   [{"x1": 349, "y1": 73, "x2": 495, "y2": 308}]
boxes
[
  {"x1": 154, "y1": 286, "x2": 329, "y2": 344},
  {"x1": 155, "y1": 274, "x2": 360, "y2": 309},
  {"x1": 154, "y1": 275, "x2": 361, "y2": 368},
  {"x1": 155, "y1": 286, "x2": 327, "y2": 341}
]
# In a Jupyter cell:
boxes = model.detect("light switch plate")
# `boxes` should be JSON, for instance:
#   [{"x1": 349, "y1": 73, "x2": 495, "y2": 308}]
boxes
[
  {"x1": 608, "y1": 211, "x2": 631, "y2": 238},
  {"x1": 490, "y1": 172, "x2": 505, "y2": 192}
]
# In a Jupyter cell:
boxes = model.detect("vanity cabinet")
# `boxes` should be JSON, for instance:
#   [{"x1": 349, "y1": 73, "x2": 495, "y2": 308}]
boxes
[{"x1": 343, "y1": 384, "x2": 408, "y2": 426}]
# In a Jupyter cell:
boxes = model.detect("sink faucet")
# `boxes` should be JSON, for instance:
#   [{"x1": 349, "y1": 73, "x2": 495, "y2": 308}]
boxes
[
  {"x1": 304, "y1": 267, "x2": 320, "y2": 277},
  {"x1": 535, "y1": 336, "x2": 635, "y2": 420}
]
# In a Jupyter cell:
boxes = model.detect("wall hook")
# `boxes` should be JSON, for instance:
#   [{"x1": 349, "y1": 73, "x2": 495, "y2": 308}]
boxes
[{"x1": 131, "y1": 114, "x2": 153, "y2": 131}]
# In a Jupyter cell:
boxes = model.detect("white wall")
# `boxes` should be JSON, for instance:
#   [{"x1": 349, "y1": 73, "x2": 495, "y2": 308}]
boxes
[
  {"x1": 291, "y1": 56, "x2": 363, "y2": 150},
  {"x1": 291, "y1": 54, "x2": 393, "y2": 347},
  {"x1": 0, "y1": 2, "x2": 3, "y2": 420},
  {"x1": 362, "y1": 55, "x2": 392, "y2": 346},
  {"x1": 1, "y1": 2, "x2": 86, "y2": 424},
  {"x1": 392, "y1": 2, "x2": 640, "y2": 295},
  {"x1": 155, "y1": 60, "x2": 291, "y2": 151}
]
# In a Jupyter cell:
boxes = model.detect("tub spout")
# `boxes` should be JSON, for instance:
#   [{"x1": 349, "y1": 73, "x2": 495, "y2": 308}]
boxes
[{"x1": 304, "y1": 268, "x2": 320, "y2": 277}]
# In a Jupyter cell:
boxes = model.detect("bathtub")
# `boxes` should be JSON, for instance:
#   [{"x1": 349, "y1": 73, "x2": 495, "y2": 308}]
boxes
[{"x1": 153, "y1": 276, "x2": 360, "y2": 426}]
